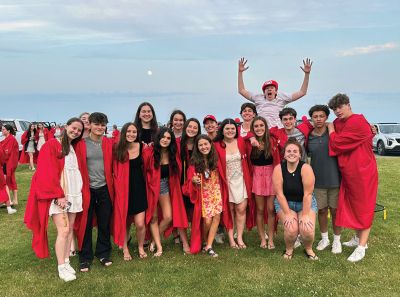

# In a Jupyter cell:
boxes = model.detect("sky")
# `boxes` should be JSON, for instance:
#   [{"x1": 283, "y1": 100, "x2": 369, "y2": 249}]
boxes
[{"x1": 0, "y1": 0, "x2": 399, "y2": 125}]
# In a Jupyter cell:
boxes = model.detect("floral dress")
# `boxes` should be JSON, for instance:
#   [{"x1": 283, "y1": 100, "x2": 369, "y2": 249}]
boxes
[{"x1": 201, "y1": 169, "x2": 223, "y2": 218}]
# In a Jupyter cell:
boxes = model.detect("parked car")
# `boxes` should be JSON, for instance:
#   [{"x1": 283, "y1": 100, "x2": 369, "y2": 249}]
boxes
[
  {"x1": 0, "y1": 119, "x2": 32, "y2": 152},
  {"x1": 372, "y1": 123, "x2": 400, "y2": 155}
]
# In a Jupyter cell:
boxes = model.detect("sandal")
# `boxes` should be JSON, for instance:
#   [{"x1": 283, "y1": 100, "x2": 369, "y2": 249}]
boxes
[
  {"x1": 206, "y1": 248, "x2": 218, "y2": 258},
  {"x1": 153, "y1": 250, "x2": 163, "y2": 257},
  {"x1": 282, "y1": 250, "x2": 293, "y2": 260},
  {"x1": 304, "y1": 250, "x2": 319, "y2": 261},
  {"x1": 260, "y1": 242, "x2": 268, "y2": 249},
  {"x1": 230, "y1": 243, "x2": 239, "y2": 249},
  {"x1": 238, "y1": 243, "x2": 247, "y2": 249},
  {"x1": 139, "y1": 251, "x2": 148, "y2": 259},
  {"x1": 79, "y1": 261, "x2": 90, "y2": 272},
  {"x1": 267, "y1": 242, "x2": 275, "y2": 250},
  {"x1": 123, "y1": 250, "x2": 132, "y2": 261},
  {"x1": 99, "y1": 258, "x2": 113, "y2": 266}
]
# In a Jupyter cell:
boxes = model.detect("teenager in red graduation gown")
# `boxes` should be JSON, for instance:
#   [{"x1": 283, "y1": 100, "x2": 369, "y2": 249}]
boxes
[
  {"x1": 24, "y1": 118, "x2": 84, "y2": 281},
  {"x1": 327, "y1": 93, "x2": 378, "y2": 263},
  {"x1": 19, "y1": 124, "x2": 38, "y2": 169},
  {"x1": 1, "y1": 125, "x2": 19, "y2": 205},
  {"x1": 169, "y1": 110, "x2": 186, "y2": 139},
  {"x1": 0, "y1": 146, "x2": 15, "y2": 214},
  {"x1": 143, "y1": 127, "x2": 188, "y2": 257},
  {"x1": 176, "y1": 118, "x2": 201, "y2": 253},
  {"x1": 245, "y1": 116, "x2": 281, "y2": 249},
  {"x1": 35, "y1": 123, "x2": 54, "y2": 152},
  {"x1": 214, "y1": 119, "x2": 253, "y2": 249},
  {"x1": 113, "y1": 122, "x2": 148, "y2": 260},
  {"x1": 73, "y1": 112, "x2": 115, "y2": 271},
  {"x1": 182, "y1": 135, "x2": 225, "y2": 256}
]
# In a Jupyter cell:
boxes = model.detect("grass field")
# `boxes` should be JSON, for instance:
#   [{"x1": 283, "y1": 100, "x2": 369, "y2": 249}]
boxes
[{"x1": 0, "y1": 157, "x2": 399, "y2": 297}]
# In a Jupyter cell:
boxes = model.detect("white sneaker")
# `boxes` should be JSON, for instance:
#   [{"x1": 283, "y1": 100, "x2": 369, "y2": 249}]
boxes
[
  {"x1": 64, "y1": 262, "x2": 76, "y2": 274},
  {"x1": 294, "y1": 235, "x2": 302, "y2": 249},
  {"x1": 343, "y1": 236, "x2": 368, "y2": 249},
  {"x1": 7, "y1": 208, "x2": 17, "y2": 215},
  {"x1": 58, "y1": 266, "x2": 76, "y2": 282},
  {"x1": 331, "y1": 240, "x2": 342, "y2": 254},
  {"x1": 347, "y1": 246, "x2": 366, "y2": 263},
  {"x1": 316, "y1": 239, "x2": 330, "y2": 251}
]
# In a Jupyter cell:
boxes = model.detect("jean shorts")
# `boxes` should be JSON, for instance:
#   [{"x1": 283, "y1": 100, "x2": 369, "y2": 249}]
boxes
[
  {"x1": 160, "y1": 178, "x2": 170, "y2": 196},
  {"x1": 274, "y1": 193, "x2": 318, "y2": 214}
]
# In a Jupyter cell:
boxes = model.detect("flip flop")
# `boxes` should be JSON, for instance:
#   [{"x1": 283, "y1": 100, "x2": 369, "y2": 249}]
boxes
[
  {"x1": 139, "y1": 251, "x2": 148, "y2": 259},
  {"x1": 267, "y1": 242, "x2": 276, "y2": 250},
  {"x1": 153, "y1": 250, "x2": 163, "y2": 257},
  {"x1": 304, "y1": 250, "x2": 319, "y2": 260},
  {"x1": 282, "y1": 250, "x2": 293, "y2": 260}
]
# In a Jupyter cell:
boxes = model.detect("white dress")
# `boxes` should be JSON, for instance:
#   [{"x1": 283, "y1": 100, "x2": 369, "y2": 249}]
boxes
[
  {"x1": 37, "y1": 131, "x2": 45, "y2": 151},
  {"x1": 226, "y1": 151, "x2": 248, "y2": 204},
  {"x1": 49, "y1": 145, "x2": 83, "y2": 215}
]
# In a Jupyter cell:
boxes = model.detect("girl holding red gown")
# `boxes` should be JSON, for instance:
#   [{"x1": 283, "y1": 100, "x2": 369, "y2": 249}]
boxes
[
  {"x1": 1, "y1": 125, "x2": 19, "y2": 205},
  {"x1": 20, "y1": 123, "x2": 37, "y2": 170},
  {"x1": 214, "y1": 119, "x2": 254, "y2": 249},
  {"x1": 182, "y1": 135, "x2": 223, "y2": 257},
  {"x1": 24, "y1": 117, "x2": 84, "y2": 281},
  {"x1": 113, "y1": 122, "x2": 148, "y2": 260},
  {"x1": 0, "y1": 144, "x2": 16, "y2": 214},
  {"x1": 143, "y1": 127, "x2": 188, "y2": 257}
]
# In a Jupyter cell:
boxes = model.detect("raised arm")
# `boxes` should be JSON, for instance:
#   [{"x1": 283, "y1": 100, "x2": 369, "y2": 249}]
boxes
[
  {"x1": 238, "y1": 57, "x2": 252, "y2": 100},
  {"x1": 291, "y1": 58, "x2": 313, "y2": 101}
]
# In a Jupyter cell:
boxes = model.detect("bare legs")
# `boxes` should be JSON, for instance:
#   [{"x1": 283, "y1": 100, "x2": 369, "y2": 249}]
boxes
[
  {"x1": 28, "y1": 153, "x2": 35, "y2": 170},
  {"x1": 203, "y1": 214, "x2": 221, "y2": 250},
  {"x1": 149, "y1": 194, "x2": 172, "y2": 256},
  {"x1": 255, "y1": 195, "x2": 275, "y2": 248},
  {"x1": 123, "y1": 211, "x2": 146, "y2": 260},
  {"x1": 228, "y1": 199, "x2": 247, "y2": 248},
  {"x1": 53, "y1": 212, "x2": 76, "y2": 265}
]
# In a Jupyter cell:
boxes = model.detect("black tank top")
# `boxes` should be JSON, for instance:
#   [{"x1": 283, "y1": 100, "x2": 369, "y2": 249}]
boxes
[
  {"x1": 161, "y1": 164, "x2": 169, "y2": 179},
  {"x1": 281, "y1": 160, "x2": 305, "y2": 202}
]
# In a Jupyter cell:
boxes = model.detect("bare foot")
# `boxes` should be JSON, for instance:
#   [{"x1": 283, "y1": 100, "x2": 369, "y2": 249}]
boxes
[{"x1": 123, "y1": 249, "x2": 132, "y2": 261}]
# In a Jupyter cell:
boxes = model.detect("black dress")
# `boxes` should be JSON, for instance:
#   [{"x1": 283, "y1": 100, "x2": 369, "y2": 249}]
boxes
[
  {"x1": 140, "y1": 128, "x2": 153, "y2": 145},
  {"x1": 128, "y1": 150, "x2": 148, "y2": 215}
]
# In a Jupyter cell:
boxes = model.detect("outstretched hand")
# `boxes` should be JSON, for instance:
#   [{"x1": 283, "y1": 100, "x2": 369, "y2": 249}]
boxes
[
  {"x1": 238, "y1": 57, "x2": 249, "y2": 73},
  {"x1": 300, "y1": 58, "x2": 313, "y2": 73}
]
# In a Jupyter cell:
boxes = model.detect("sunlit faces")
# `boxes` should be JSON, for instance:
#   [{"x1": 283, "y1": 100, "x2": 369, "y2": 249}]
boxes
[
  {"x1": 252, "y1": 120, "x2": 266, "y2": 137},
  {"x1": 311, "y1": 111, "x2": 328, "y2": 129},
  {"x1": 139, "y1": 105, "x2": 153, "y2": 124},
  {"x1": 264, "y1": 85, "x2": 277, "y2": 100},
  {"x1": 284, "y1": 144, "x2": 301, "y2": 163},
  {"x1": 65, "y1": 121, "x2": 83, "y2": 141},
  {"x1": 172, "y1": 114, "x2": 185, "y2": 132},
  {"x1": 204, "y1": 119, "x2": 218, "y2": 134},
  {"x1": 1, "y1": 126, "x2": 9, "y2": 137},
  {"x1": 223, "y1": 123, "x2": 237, "y2": 140},
  {"x1": 241, "y1": 107, "x2": 256, "y2": 122},
  {"x1": 198, "y1": 138, "x2": 212, "y2": 155},
  {"x1": 186, "y1": 121, "x2": 199, "y2": 138},
  {"x1": 281, "y1": 114, "x2": 296, "y2": 130},
  {"x1": 125, "y1": 125, "x2": 138, "y2": 143},
  {"x1": 160, "y1": 131, "x2": 172, "y2": 148},
  {"x1": 80, "y1": 114, "x2": 90, "y2": 130},
  {"x1": 333, "y1": 104, "x2": 352, "y2": 120},
  {"x1": 90, "y1": 122, "x2": 107, "y2": 136}
]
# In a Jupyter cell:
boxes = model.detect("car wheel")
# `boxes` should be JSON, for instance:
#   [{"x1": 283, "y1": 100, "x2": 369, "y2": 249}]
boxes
[{"x1": 377, "y1": 141, "x2": 386, "y2": 156}]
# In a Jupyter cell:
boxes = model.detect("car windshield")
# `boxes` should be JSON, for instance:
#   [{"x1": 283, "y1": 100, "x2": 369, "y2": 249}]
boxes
[
  {"x1": 0, "y1": 121, "x2": 17, "y2": 131},
  {"x1": 380, "y1": 125, "x2": 400, "y2": 134}
]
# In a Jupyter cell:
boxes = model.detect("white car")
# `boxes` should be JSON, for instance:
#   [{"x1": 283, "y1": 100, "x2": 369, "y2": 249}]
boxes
[
  {"x1": 372, "y1": 123, "x2": 400, "y2": 155},
  {"x1": 0, "y1": 119, "x2": 32, "y2": 152}
]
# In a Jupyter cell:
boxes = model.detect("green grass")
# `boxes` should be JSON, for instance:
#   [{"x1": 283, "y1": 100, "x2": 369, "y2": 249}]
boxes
[{"x1": 1, "y1": 157, "x2": 399, "y2": 297}]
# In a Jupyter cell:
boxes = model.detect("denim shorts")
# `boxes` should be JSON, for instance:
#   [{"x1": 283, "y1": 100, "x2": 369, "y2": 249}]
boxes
[
  {"x1": 160, "y1": 178, "x2": 170, "y2": 196},
  {"x1": 274, "y1": 194, "x2": 318, "y2": 214}
]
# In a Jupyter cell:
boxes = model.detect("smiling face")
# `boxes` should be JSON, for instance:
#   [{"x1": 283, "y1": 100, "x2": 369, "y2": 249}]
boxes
[
  {"x1": 65, "y1": 121, "x2": 83, "y2": 141},
  {"x1": 223, "y1": 123, "x2": 237, "y2": 140},
  {"x1": 90, "y1": 122, "x2": 107, "y2": 137},
  {"x1": 139, "y1": 105, "x2": 153, "y2": 124},
  {"x1": 160, "y1": 131, "x2": 172, "y2": 148},
  {"x1": 241, "y1": 107, "x2": 256, "y2": 122},
  {"x1": 311, "y1": 111, "x2": 328, "y2": 129},
  {"x1": 198, "y1": 138, "x2": 211, "y2": 155},
  {"x1": 281, "y1": 114, "x2": 296, "y2": 131},
  {"x1": 80, "y1": 114, "x2": 90, "y2": 130},
  {"x1": 252, "y1": 119, "x2": 266, "y2": 137},
  {"x1": 264, "y1": 85, "x2": 277, "y2": 100},
  {"x1": 185, "y1": 121, "x2": 199, "y2": 138},
  {"x1": 333, "y1": 104, "x2": 352, "y2": 120},
  {"x1": 204, "y1": 119, "x2": 218, "y2": 134},
  {"x1": 125, "y1": 124, "x2": 138, "y2": 143},
  {"x1": 172, "y1": 114, "x2": 185, "y2": 132},
  {"x1": 284, "y1": 144, "x2": 301, "y2": 164}
]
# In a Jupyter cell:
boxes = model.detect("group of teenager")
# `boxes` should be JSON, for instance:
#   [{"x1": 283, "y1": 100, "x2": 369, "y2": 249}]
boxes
[{"x1": 19, "y1": 57, "x2": 378, "y2": 282}]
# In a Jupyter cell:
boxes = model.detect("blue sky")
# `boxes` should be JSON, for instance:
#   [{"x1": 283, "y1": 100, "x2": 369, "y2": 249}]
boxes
[{"x1": 0, "y1": 0, "x2": 399, "y2": 125}]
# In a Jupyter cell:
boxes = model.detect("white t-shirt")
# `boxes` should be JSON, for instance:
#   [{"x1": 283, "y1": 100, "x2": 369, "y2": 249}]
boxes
[{"x1": 248, "y1": 91, "x2": 293, "y2": 128}]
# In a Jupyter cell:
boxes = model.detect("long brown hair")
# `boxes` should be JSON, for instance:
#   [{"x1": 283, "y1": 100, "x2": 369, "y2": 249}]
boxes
[
  {"x1": 60, "y1": 117, "x2": 84, "y2": 158},
  {"x1": 190, "y1": 135, "x2": 218, "y2": 173},
  {"x1": 114, "y1": 122, "x2": 139, "y2": 163},
  {"x1": 250, "y1": 116, "x2": 271, "y2": 160}
]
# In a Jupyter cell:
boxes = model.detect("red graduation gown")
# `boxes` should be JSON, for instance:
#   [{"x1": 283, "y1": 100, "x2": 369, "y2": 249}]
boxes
[
  {"x1": 329, "y1": 114, "x2": 378, "y2": 230},
  {"x1": 0, "y1": 147, "x2": 10, "y2": 203},
  {"x1": 214, "y1": 137, "x2": 254, "y2": 230},
  {"x1": 24, "y1": 139, "x2": 65, "y2": 258},
  {"x1": 35, "y1": 129, "x2": 54, "y2": 143},
  {"x1": 142, "y1": 146, "x2": 188, "y2": 236},
  {"x1": 19, "y1": 131, "x2": 38, "y2": 164},
  {"x1": 0, "y1": 135, "x2": 19, "y2": 190},
  {"x1": 73, "y1": 137, "x2": 115, "y2": 250}
]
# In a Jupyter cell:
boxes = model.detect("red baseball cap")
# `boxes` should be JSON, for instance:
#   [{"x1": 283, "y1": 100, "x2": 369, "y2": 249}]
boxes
[
  {"x1": 203, "y1": 114, "x2": 217, "y2": 124},
  {"x1": 262, "y1": 80, "x2": 278, "y2": 92}
]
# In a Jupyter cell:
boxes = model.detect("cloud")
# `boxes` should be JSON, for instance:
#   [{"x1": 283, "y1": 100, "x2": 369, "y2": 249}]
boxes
[
  {"x1": 0, "y1": 20, "x2": 46, "y2": 32},
  {"x1": 337, "y1": 42, "x2": 398, "y2": 57}
]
